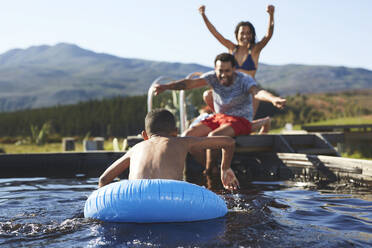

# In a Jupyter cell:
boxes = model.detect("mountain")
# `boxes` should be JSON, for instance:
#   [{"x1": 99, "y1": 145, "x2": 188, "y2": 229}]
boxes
[
  {"x1": 0, "y1": 43, "x2": 211, "y2": 112},
  {"x1": 257, "y1": 64, "x2": 372, "y2": 95},
  {"x1": 0, "y1": 43, "x2": 371, "y2": 112}
]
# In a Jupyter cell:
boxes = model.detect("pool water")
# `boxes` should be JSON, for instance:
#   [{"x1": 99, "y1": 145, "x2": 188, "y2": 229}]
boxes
[{"x1": 0, "y1": 176, "x2": 371, "y2": 247}]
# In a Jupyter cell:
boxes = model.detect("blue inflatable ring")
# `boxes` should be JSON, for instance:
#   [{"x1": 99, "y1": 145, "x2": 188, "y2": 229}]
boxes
[{"x1": 84, "y1": 179, "x2": 227, "y2": 223}]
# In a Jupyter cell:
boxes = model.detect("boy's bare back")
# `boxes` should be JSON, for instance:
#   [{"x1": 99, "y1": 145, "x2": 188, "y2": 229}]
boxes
[
  {"x1": 98, "y1": 109, "x2": 239, "y2": 190},
  {"x1": 128, "y1": 136, "x2": 191, "y2": 180},
  {"x1": 99, "y1": 135, "x2": 239, "y2": 189}
]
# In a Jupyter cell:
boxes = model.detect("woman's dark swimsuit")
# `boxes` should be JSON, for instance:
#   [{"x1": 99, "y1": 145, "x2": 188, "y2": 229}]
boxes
[{"x1": 233, "y1": 48, "x2": 256, "y2": 71}]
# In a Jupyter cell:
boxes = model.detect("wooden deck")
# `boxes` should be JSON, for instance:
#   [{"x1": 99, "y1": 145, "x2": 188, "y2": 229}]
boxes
[
  {"x1": 235, "y1": 133, "x2": 343, "y2": 156},
  {"x1": 186, "y1": 152, "x2": 372, "y2": 186},
  {"x1": 1, "y1": 149, "x2": 371, "y2": 185},
  {"x1": 2, "y1": 130, "x2": 371, "y2": 184},
  {"x1": 125, "y1": 133, "x2": 344, "y2": 156},
  {"x1": 277, "y1": 153, "x2": 372, "y2": 185}
]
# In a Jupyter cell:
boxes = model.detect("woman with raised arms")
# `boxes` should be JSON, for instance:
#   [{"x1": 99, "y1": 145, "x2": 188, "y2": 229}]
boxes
[{"x1": 198, "y1": 5, "x2": 275, "y2": 119}]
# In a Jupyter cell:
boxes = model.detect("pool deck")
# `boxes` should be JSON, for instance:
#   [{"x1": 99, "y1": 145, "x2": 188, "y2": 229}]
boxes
[
  {"x1": 235, "y1": 132, "x2": 343, "y2": 156},
  {"x1": 0, "y1": 151, "x2": 124, "y2": 178},
  {"x1": 1, "y1": 150, "x2": 371, "y2": 185},
  {"x1": 1, "y1": 132, "x2": 371, "y2": 185}
]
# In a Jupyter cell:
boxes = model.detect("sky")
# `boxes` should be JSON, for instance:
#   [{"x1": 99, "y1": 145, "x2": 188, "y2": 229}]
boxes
[{"x1": 1, "y1": 0, "x2": 372, "y2": 70}]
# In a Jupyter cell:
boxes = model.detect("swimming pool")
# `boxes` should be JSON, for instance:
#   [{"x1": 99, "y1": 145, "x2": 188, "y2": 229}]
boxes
[{"x1": 1, "y1": 176, "x2": 371, "y2": 247}]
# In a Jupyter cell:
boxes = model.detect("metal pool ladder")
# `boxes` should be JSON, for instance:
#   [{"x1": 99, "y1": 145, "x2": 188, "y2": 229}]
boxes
[{"x1": 147, "y1": 72, "x2": 203, "y2": 135}]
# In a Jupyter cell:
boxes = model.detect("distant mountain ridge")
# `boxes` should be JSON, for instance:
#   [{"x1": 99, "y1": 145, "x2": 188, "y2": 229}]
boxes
[
  {"x1": 257, "y1": 63, "x2": 372, "y2": 95},
  {"x1": 0, "y1": 43, "x2": 371, "y2": 112}
]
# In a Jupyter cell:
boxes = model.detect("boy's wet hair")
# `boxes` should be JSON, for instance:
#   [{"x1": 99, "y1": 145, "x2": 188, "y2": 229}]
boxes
[
  {"x1": 214, "y1": 53, "x2": 237, "y2": 68},
  {"x1": 234, "y1": 21, "x2": 256, "y2": 45},
  {"x1": 145, "y1": 109, "x2": 177, "y2": 135}
]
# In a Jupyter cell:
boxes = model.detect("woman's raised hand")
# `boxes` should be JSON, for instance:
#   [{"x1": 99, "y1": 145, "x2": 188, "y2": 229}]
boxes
[
  {"x1": 267, "y1": 5, "x2": 275, "y2": 15},
  {"x1": 198, "y1": 5, "x2": 206, "y2": 15}
]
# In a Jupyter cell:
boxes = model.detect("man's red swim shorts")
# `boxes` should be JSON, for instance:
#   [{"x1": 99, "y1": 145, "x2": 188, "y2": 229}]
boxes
[{"x1": 201, "y1": 113, "x2": 252, "y2": 136}]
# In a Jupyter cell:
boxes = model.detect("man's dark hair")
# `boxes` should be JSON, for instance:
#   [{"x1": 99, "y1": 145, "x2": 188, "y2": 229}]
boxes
[
  {"x1": 145, "y1": 109, "x2": 177, "y2": 135},
  {"x1": 234, "y1": 21, "x2": 256, "y2": 45},
  {"x1": 214, "y1": 53, "x2": 237, "y2": 67}
]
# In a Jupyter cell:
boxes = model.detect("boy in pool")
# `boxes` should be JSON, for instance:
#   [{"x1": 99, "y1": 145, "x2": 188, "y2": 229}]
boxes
[{"x1": 98, "y1": 109, "x2": 239, "y2": 190}]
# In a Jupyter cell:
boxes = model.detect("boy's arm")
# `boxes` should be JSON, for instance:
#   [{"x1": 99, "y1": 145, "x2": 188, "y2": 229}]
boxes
[
  {"x1": 188, "y1": 136, "x2": 239, "y2": 190},
  {"x1": 220, "y1": 144, "x2": 240, "y2": 190},
  {"x1": 255, "y1": 5, "x2": 275, "y2": 51},
  {"x1": 153, "y1": 78, "x2": 208, "y2": 95},
  {"x1": 98, "y1": 151, "x2": 131, "y2": 188},
  {"x1": 198, "y1": 5, "x2": 235, "y2": 51}
]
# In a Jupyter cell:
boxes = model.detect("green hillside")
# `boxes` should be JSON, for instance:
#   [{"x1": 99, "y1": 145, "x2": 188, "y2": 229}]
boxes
[
  {"x1": 0, "y1": 43, "x2": 371, "y2": 112},
  {"x1": 0, "y1": 89, "x2": 371, "y2": 142},
  {"x1": 272, "y1": 89, "x2": 372, "y2": 128}
]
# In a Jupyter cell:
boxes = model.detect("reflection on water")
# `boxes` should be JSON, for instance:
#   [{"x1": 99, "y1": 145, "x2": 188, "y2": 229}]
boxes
[
  {"x1": 90, "y1": 219, "x2": 226, "y2": 247},
  {"x1": 0, "y1": 176, "x2": 371, "y2": 247}
]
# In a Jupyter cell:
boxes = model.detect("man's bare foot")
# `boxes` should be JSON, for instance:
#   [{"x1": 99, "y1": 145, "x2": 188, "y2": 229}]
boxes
[{"x1": 258, "y1": 116, "x2": 271, "y2": 134}]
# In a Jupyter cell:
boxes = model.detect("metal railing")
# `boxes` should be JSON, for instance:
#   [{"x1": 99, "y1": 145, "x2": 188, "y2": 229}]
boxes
[{"x1": 147, "y1": 72, "x2": 203, "y2": 134}]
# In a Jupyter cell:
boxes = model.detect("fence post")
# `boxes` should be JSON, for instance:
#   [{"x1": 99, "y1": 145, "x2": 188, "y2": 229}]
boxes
[{"x1": 62, "y1": 137, "x2": 75, "y2": 151}]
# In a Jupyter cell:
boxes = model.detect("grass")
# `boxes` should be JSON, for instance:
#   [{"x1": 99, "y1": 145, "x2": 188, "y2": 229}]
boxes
[
  {"x1": 269, "y1": 124, "x2": 303, "y2": 134},
  {"x1": 0, "y1": 138, "x2": 127, "y2": 154},
  {"x1": 341, "y1": 152, "x2": 372, "y2": 160},
  {"x1": 270, "y1": 116, "x2": 372, "y2": 133},
  {"x1": 0, "y1": 142, "x2": 84, "y2": 154},
  {"x1": 305, "y1": 115, "x2": 372, "y2": 126},
  {"x1": 2, "y1": 140, "x2": 370, "y2": 160},
  {"x1": 267, "y1": 116, "x2": 372, "y2": 160},
  {"x1": 1, "y1": 116, "x2": 371, "y2": 160}
]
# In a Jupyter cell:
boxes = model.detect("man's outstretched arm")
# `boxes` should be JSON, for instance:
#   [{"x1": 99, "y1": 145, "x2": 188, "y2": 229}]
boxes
[
  {"x1": 153, "y1": 78, "x2": 208, "y2": 95},
  {"x1": 250, "y1": 85, "x2": 286, "y2": 109}
]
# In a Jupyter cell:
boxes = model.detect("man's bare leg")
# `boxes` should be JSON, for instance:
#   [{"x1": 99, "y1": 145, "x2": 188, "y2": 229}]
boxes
[
  {"x1": 252, "y1": 94, "x2": 260, "y2": 119},
  {"x1": 205, "y1": 125, "x2": 235, "y2": 174},
  {"x1": 182, "y1": 123, "x2": 212, "y2": 167}
]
